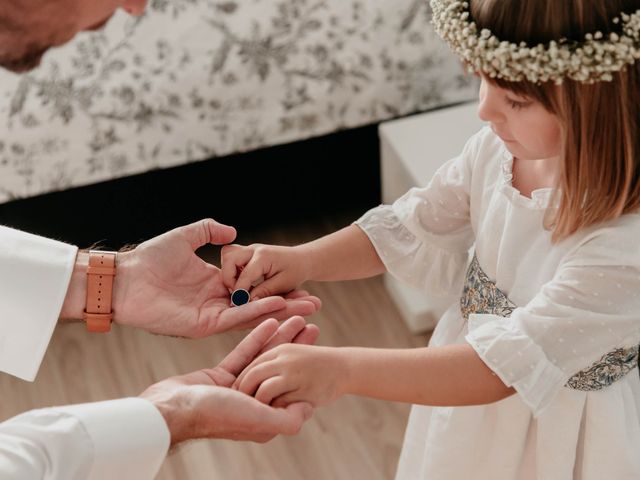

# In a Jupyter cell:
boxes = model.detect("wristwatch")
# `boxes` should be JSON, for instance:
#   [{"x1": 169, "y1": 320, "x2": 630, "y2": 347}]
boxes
[{"x1": 83, "y1": 250, "x2": 117, "y2": 333}]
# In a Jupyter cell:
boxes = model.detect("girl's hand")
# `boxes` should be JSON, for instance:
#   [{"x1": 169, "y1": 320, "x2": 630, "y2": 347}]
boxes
[
  {"x1": 233, "y1": 344, "x2": 347, "y2": 408},
  {"x1": 221, "y1": 244, "x2": 311, "y2": 300}
]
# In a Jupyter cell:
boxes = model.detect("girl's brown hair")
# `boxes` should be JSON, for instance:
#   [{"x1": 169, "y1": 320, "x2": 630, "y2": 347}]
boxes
[{"x1": 470, "y1": 0, "x2": 640, "y2": 241}]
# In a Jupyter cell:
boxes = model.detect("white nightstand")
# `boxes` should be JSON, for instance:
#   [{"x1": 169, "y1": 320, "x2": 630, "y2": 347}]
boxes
[{"x1": 379, "y1": 102, "x2": 483, "y2": 333}]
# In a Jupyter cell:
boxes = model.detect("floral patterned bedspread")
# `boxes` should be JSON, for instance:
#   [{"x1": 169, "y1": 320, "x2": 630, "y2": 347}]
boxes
[{"x1": 0, "y1": 0, "x2": 476, "y2": 202}]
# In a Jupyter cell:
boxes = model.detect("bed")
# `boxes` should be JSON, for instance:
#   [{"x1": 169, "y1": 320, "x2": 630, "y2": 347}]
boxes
[{"x1": 0, "y1": 0, "x2": 476, "y2": 202}]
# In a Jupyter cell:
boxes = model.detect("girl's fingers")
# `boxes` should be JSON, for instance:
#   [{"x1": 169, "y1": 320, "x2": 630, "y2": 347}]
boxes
[
  {"x1": 250, "y1": 274, "x2": 292, "y2": 301},
  {"x1": 255, "y1": 376, "x2": 293, "y2": 405},
  {"x1": 235, "y1": 257, "x2": 271, "y2": 293},
  {"x1": 236, "y1": 360, "x2": 279, "y2": 397},
  {"x1": 292, "y1": 295, "x2": 322, "y2": 312},
  {"x1": 221, "y1": 245, "x2": 254, "y2": 290},
  {"x1": 271, "y1": 391, "x2": 303, "y2": 409}
]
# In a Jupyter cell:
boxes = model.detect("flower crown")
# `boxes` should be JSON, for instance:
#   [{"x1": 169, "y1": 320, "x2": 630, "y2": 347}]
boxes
[{"x1": 430, "y1": 0, "x2": 640, "y2": 84}]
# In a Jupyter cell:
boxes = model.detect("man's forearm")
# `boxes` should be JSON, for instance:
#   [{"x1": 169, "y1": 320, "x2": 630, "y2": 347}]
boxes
[
  {"x1": 300, "y1": 225, "x2": 386, "y2": 282},
  {"x1": 59, "y1": 251, "x2": 89, "y2": 322},
  {"x1": 340, "y1": 344, "x2": 515, "y2": 407}
]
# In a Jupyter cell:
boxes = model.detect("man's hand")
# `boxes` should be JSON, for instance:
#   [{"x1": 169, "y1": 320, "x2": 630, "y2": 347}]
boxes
[
  {"x1": 107, "y1": 219, "x2": 320, "y2": 337},
  {"x1": 140, "y1": 316, "x2": 320, "y2": 445}
]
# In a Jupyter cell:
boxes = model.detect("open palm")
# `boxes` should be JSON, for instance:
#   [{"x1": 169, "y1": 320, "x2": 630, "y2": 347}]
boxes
[
  {"x1": 140, "y1": 316, "x2": 320, "y2": 445},
  {"x1": 114, "y1": 219, "x2": 320, "y2": 338}
]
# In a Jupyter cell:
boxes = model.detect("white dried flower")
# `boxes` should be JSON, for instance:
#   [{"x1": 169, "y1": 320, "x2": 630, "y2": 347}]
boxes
[{"x1": 430, "y1": 0, "x2": 640, "y2": 84}]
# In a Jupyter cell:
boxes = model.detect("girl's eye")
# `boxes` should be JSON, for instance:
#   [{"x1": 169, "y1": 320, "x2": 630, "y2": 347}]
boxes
[{"x1": 506, "y1": 98, "x2": 530, "y2": 111}]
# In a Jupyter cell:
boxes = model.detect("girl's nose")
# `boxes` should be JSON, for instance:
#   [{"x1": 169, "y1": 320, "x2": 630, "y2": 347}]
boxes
[{"x1": 477, "y1": 78, "x2": 506, "y2": 124}]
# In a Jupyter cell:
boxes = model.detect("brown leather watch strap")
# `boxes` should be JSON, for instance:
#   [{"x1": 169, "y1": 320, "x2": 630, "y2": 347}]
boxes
[{"x1": 83, "y1": 251, "x2": 117, "y2": 333}]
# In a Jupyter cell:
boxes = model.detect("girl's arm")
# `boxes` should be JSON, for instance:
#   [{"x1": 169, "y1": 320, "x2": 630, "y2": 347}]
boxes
[
  {"x1": 300, "y1": 225, "x2": 386, "y2": 282},
  {"x1": 342, "y1": 344, "x2": 515, "y2": 406},
  {"x1": 235, "y1": 343, "x2": 515, "y2": 408},
  {"x1": 222, "y1": 225, "x2": 386, "y2": 296}
]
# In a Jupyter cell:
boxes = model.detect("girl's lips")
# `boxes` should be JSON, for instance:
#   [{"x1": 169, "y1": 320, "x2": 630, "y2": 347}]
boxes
[{"x1": 491, "y1": 126, "x2": 515, "y2": 143}]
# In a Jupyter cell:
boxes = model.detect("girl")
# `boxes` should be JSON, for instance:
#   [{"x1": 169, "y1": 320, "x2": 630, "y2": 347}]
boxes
[{"x1": 223, "y1": 1, "x2": 640, "y2": 477}]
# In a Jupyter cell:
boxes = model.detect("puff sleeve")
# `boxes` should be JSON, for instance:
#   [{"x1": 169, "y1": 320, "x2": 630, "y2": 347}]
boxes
[{"x1": 355, "y1": 130, "x2": 482, "y2": 296}]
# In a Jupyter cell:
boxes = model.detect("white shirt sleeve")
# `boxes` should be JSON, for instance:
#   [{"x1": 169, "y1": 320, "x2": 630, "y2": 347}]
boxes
[
  {"x1": 0, "y1": 226, "x2": 171, "y2": 476},
  {"x1": 0, "y1": 225, "x2": 78, "y2": 381},
  {"x1": 466, "y1": 219, "x2": 640, "y2": 416},
  {"x1": 355, "y1": 129, "x2": 480, "y2": 296},
  {"x1": 0, "y1": 398, "x2": 170, "y2": 480}
]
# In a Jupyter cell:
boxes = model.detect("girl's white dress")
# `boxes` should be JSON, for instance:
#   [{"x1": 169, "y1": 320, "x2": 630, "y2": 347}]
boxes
[{"x1": 356, "y1": 127, "x2": 640, "y2": 479}]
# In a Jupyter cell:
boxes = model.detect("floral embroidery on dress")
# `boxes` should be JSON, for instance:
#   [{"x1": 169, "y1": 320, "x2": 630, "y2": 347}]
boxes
[
  {"x1": 460, "y1": 253, "x2": 639, "y2": 391},
  {"x1": 460, "y1": 253, "x2": 516, "y2": 320},
  {"x1": 565, "y1": 345, "x2": 640, "y2": 391}
]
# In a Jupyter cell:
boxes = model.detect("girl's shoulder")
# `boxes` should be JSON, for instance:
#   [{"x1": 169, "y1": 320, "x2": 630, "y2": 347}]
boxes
[{"x1": 566, "y1": 213, "x2": 640, "y2": 266}]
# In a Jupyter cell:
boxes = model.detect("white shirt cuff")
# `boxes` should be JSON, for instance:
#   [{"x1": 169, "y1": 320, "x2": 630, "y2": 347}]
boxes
[
  {"x1": 0, "y1": 226, "x2": 78, "y2": 381},
  {"x1": 55, "y1": 398, "x2": 170, "y2": 480}
]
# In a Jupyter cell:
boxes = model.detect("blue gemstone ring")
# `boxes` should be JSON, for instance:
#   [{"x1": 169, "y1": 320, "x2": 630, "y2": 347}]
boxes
[{"x1": 231, "y1": 289, "x2": 251, "y2": 307}]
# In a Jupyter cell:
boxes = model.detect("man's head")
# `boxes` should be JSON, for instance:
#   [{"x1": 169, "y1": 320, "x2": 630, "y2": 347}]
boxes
[{"x1": 0, "y1": 0, "x2": 147, "y2": 72}]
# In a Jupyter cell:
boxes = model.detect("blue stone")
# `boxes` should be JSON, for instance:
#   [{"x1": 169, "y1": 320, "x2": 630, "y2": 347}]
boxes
[{"x1": 231, "y1": 289, "x2": 250, "y2": 306}]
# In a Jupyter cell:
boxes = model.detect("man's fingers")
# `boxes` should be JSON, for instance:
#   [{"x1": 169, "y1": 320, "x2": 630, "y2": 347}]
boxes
[
  {"x1": 260, "y1": 299, "x2": 319, "y2": 320},
  {"x1": 210, "y1": 297, "x2": 287, "y2": 333},
  {"x1": 259, "y1": 316, "x2": 306, "y2": 352},
  {"x1": 215, "y1": 319, "x2": 279, "y2": 377},
  {"x1": 238, "y1": 399, "x2": 313, "y2": 438},
  {"x1": 278, "y1": 402, "x2": 314, "y2": 434},
  {"x1": 219, "y1": 298, "x2": 319, "y2": 333},
  {"x1": 204, "y1": 219, "x2": 237, "y2": 245},
  {"x1": 284, "y1": 290, "x2": 310, "y2": 298},
  {"x1": 288, "y1": 294, "x2": 322, "y2": 312},
  {"x1": 292, "y1": 324, "x2": 320, "y2": 346},
  {"x1": 183, "y1": 218, "x2": 237, "y2": 250},
  {"x1": 259, "y1": 320, "x2": 319, "y2": 355},
  {"x1": 279, "y1": 294, "x2": 322, "y2": 313},
  {"x1": 251, "y1": 401, "x2": 314, "y2": 436}
]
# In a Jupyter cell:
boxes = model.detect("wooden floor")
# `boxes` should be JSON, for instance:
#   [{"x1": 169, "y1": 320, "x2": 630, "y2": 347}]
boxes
[{"x1": 0, "y1": 210, "x2": 431, "y2": 480}]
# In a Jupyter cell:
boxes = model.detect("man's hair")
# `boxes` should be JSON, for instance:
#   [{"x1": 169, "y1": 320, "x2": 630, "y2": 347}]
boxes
[
  {"x1": 470, "y1": 0, "x2": 640, "y2": 241},
  {"x1": 0, "y1": 45, "x2": 48, "y2": 72}
]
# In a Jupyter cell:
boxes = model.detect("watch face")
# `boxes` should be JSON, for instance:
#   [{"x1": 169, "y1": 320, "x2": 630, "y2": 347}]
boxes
[{"x1": 231, "y1": 288, "x2": 250, "y2": 307}]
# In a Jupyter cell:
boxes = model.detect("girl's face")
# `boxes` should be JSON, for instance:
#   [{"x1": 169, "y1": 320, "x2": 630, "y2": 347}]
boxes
[{"x1": 477, "y1": 77, "x2": 563, "y2": 161}]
